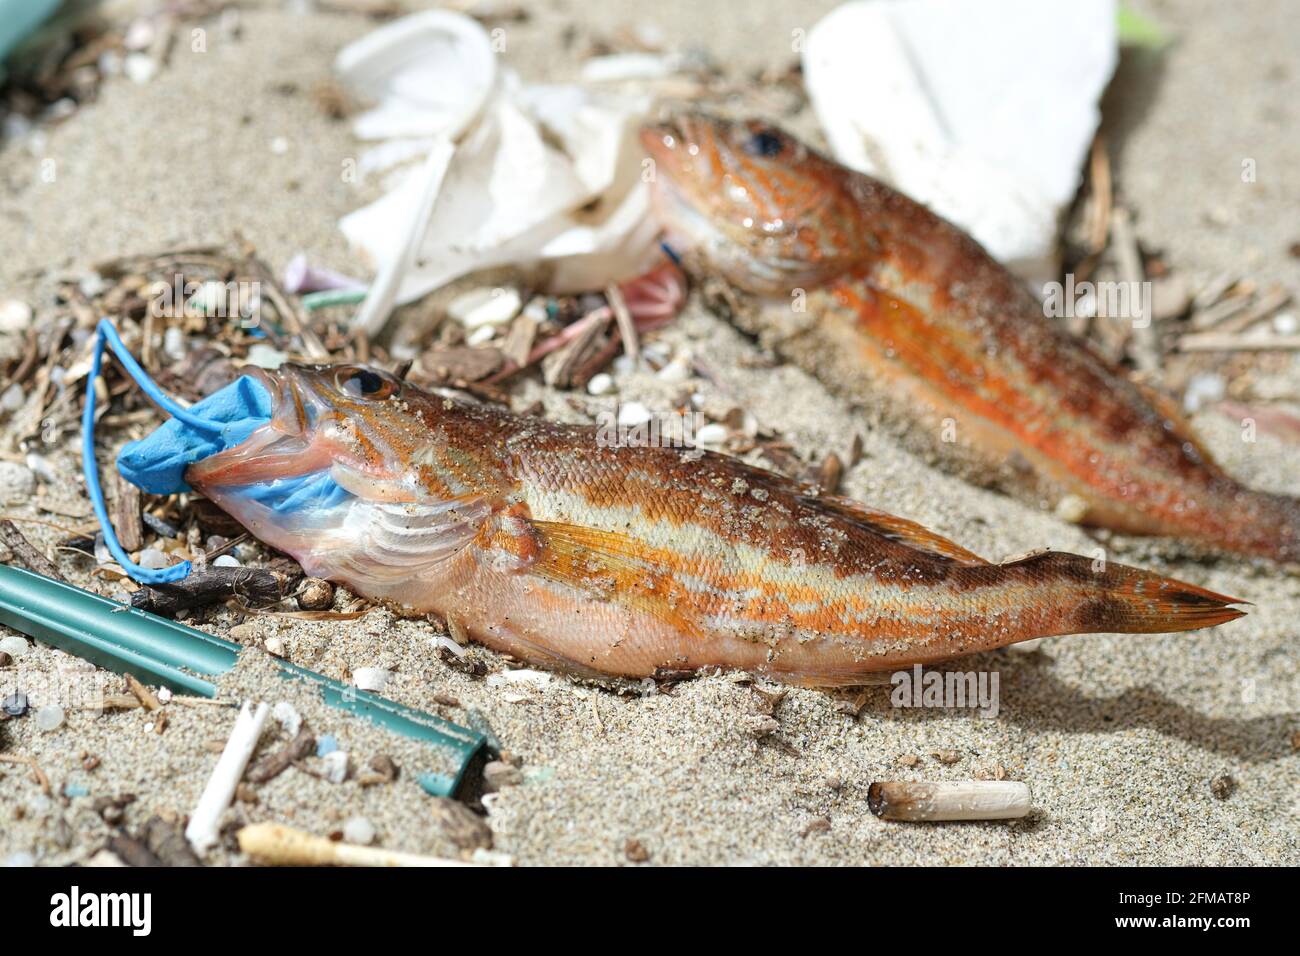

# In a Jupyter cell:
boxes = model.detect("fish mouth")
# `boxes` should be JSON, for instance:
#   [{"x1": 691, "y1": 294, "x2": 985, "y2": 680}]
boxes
[{"x1": 185, "y1": 365, "x2": 332, "y2": 489}]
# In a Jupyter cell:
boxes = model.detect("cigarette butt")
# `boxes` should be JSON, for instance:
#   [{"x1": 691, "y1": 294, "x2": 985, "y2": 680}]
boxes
[
  {"x1": 237, "y1": 822, "x2": 481, "y2": 867},
  {"x1": 868, "y1": 780, "x2": 1031, "y2": 821}
]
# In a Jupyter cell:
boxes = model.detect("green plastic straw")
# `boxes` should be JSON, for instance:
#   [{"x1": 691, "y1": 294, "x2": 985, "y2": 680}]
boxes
[
  {"x1": 301, "y1": 288, "x2": 369, "y2": 311},
  {"x1": 0, "y1": 564, "x2": 488, "y2": 798}
]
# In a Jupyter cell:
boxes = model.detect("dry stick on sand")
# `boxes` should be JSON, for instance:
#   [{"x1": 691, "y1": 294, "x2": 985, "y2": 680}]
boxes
[
  {"x1": 0, "y1": 519, "x2": 65, "y2": 581},
  {"x1": 0, "y1": 753, "x2": 53, "y2": 795},
  {"x1": 131, "y1": 566, "x2": 288, "y2": 616},
  {"x1": 867, "y1": 781, "x2": 1032, "y2": 822},
  {"x1": 606, "y1": 282, "x2": 639, "y2": 361},
  {"x1": 1177, "y1": 333, "x2": 1300, "y2": 354},
  {"x1": 111, "y1": 471, "x2": 143, "y2": 554},
  {"x1": 237, "y1": 822, "x2": 485, "y2": 867},
  {"x1": 1109, "y1": 207, "x2": 1158, "y2": 372}
]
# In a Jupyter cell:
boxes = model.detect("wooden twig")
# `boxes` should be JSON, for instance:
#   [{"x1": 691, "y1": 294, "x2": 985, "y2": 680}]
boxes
[
  {"x1": 605, "y1": 283, "x2": 639, "y2": 361},
  {"x1": 0, "y1": 519, "x2": 65, "y2": 581},
  {"x1": 0, "y1": 753, "x2": 53, "y2": 795},
  {"x1": 125, "y1": 673, "x2": 163, "y2": 712},
  {"x1": 130, "y1": 566, "x2": 288, "y2": 616},
  {"x1": 111, "y1": 471, "x2": 143, "y2": 554},
  {"x1": 1177, "y1": 332, "x2": 1300, "y2": 353},
  {"x1": 1109, "y1": 207, "x2": 1157, "y2": 371},
  {"x1": 1212, "y1": 285, "x2": 1290, "y2": 335},
  {"x1": 245, "y1": 727, "x2": 316, "y2": 784}
]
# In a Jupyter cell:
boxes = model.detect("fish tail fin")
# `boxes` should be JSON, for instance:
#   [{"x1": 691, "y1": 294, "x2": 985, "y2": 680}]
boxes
[{"x1": 1009, "y1": 551, "x2": 1248, "y2": 634}]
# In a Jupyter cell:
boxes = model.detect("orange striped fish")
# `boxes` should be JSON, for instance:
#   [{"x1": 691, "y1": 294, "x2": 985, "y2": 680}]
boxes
[
  {"x1": 642, "y1": 114, "x2": 1300, "y2": 564},
  {"x1": 184, "y1": 364, "x2": 1243, "y2": 686}
]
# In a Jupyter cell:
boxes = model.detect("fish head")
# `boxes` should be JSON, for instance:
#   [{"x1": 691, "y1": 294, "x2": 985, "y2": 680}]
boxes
[
  {"x1": 186, "y1": 363, "x2": 409, "y2": 492},
  {"x1": 183, "y1": 363, "x2": 453, "y2": 569},
  {"x1": 640, "y1": 113, "x2": 866, "y2": 294}
]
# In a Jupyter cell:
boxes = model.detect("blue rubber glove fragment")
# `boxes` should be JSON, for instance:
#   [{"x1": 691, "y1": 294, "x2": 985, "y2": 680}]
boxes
[{"x1": 117, "y1": 375, "x2": 273, "y2": 495}]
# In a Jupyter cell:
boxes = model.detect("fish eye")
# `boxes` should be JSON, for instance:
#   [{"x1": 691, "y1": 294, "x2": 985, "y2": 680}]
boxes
[
  {"x1": 336, "y1": 366, "x2": 396, "y2": 400},
  {"x1": 744, "y1": 128, "x2": 784, "y2": 158}
]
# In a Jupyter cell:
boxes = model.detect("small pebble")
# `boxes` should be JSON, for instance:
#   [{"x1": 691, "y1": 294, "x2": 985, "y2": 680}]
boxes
[
  {"x1": 624, "y1": 838, "x2": 650, "y2": 863},
  {"x1": 1210, "y1": 774, "x2": 1236, "y2": 800},
  {"x1": 123, "y1": 53, "x2": 157, "y2": 84},
  {"x1": 321, "y1": 750, "x2": 349, "y2": 784},
  {"x1": 227, "y1": 623, "x2": 256, "y2": 642},
  {"x1": 0, "y1": 461, "x2": 35, "y2": 503},
  {"x1": 617, "y1": 402, "x2": 652, "y2": 428},
  {"x1": 0, "y1": 383, "x2": 25, "y2": 413},
  {"x1": 270, "y1": 135, "x2": 290, "y2": 154},
  {"x1": 448, "y1": 287, "x2": 522, "y2": 329},
  {"x1": 5, "y1": 852, "x2": 35, "y2": 868},
  {"x1": 272, "y1": 701, "x2": 302, "y2": 737},
  {"x1": 931, "y1": 749, "x2": 961, "y2": 764},
  {"x1": 586, "y1": 372, "x2": 615, "y2": 396},
  {"x1": 2, "y1": 692, "x2": 28, "y2": 717},
  {"x1": 63, "y1": 782, "x2": 89, "y2": 798},
  {"x1": 297, "y1": 578, "x2": 334, "y2": 610},
  {"x1": 483, "y1": 760, "x2": 524, "y2": 792},
  {"x1": 656, "y1": 358, "x2": 691, "y2": 383},
  {"x1": 316, "y1": 734, "x2": 338, "y2": 757},
  {"x1": 1272, "y1": 311, "x2": 1298, "y2": 335},
  {"x1": 465, "y1": 325, "x2": 497, "y2": 347},
  {"x1": 343, "y1": 816, "x2": 376, "y2": 845},
  {"x1": 34, "y1": 704, "x2": 65, "y2": 732},
  {"x1": 0, "y1": 635, "x2": 31, "y2": 658},
  {"x1": 212, "y1": 554, "x2": 241, "y2": 568},
  {"x1": 0, "y1": 652, "x2": 11, "y2": 668},
  {"x1": 263, "y1": 636, "x2": 285, "y2": 657},
  {"x1": 136, "y1": 547, "x2": 170, "y2": 570},
  {"x1": 0, "y1": 299, "x2": 34, "y2": 333},
  {"x1": 695, "y1": 422, "x2": 728, "y2": 446},
  {"x1": 24, "y1": 452, "x2": 55, "y2": 484},
  {"x1": 1053, "y1": 494, "x2": 1089, "y2": 525},
  {"x1": 162, "y1": 327, "x2": 186, "y2": 362}
]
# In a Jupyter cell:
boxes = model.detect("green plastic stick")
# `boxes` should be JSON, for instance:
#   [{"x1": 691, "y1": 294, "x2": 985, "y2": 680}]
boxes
[{"x1": 0, "y1": 564, "x2": 488, "y2": 798}]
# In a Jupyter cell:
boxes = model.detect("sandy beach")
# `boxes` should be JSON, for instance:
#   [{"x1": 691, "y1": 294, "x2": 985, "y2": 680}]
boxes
[{"x1": 0, "y1": 0, "x2": 1296, "y2": 866}]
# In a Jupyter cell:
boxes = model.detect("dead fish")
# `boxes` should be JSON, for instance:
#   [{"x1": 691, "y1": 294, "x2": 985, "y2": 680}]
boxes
[
  {"x1": 641, "y1": 113, "x2": 1300, "y2": 564},
  {"x1": 179, "y1": 364, "x2": 1243, "y2": 686}
]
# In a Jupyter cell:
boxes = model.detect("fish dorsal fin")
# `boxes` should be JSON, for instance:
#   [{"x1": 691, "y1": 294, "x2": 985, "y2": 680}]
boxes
[
  {"x1": 528, "y1": 520, "x2": 706, "y2": 638},
  {"x1": 803, "y1": 494, "x2": 989, "y2": 565}
]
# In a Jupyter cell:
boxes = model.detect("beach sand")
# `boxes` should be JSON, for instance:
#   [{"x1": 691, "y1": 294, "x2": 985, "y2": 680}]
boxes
[{"x1": 0, "y1": 0, "x2": 1295, "y2": 866}]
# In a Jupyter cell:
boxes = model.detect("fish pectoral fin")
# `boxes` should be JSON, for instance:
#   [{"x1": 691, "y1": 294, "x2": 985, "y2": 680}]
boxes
[
  {"x1": 339, "y1": 495, "x2": 494, "y2": 582},
  {"x1": 804, "y1": 494, "x2": 989, "y2": 565},
  {"x1": 528, "y1": 520, "x2": 705, "y2": 639}
]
